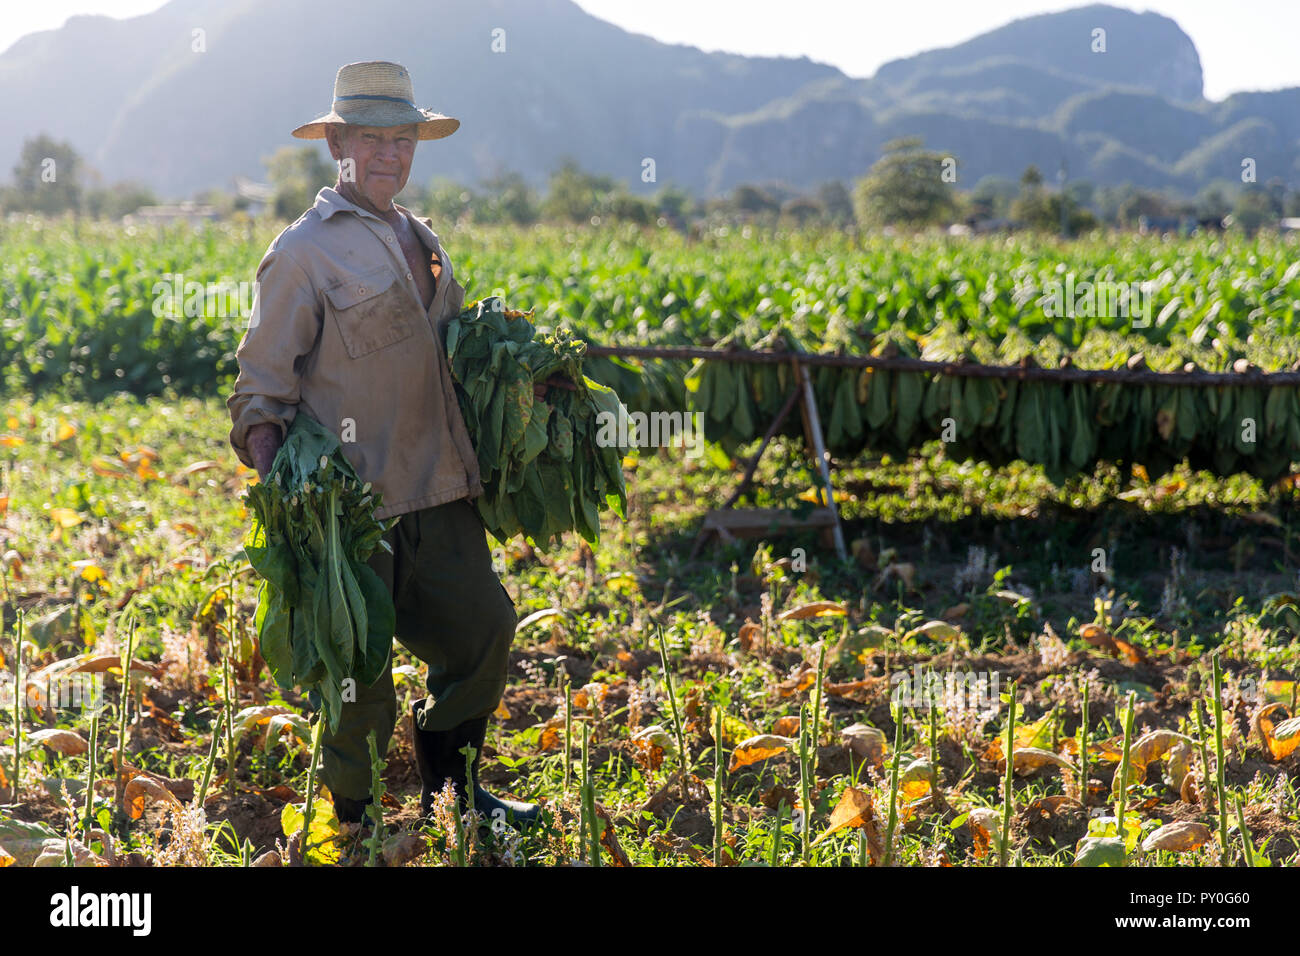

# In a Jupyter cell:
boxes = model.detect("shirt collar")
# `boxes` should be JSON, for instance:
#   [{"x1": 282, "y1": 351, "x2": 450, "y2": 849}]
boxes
[{"x1": 313, "y1": 186, "x2": 441, "y2": 247}]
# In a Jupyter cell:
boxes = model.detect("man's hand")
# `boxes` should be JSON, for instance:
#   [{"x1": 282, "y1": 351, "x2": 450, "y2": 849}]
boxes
[{"x1": 247, "y1": 422, "x2": 283, "y2": 480}]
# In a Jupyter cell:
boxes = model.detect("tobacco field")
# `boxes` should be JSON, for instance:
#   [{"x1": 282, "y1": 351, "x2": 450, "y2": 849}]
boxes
[{"x1": 0, "y1": 220, "x2": 1298, "y2": 867}]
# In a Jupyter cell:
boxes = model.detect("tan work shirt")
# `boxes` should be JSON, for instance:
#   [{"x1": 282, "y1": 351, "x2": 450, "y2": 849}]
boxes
[{"x1": 227, "y1": 187, "x2": 481, "y2": 520}]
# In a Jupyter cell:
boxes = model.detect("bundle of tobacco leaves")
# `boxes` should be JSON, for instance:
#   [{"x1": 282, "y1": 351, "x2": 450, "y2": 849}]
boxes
[
  {"x1": 445, "y1": 297, "x2": 630, "y2": 549},
  {"x1": 244, "y1": 413, "x2": 396, "y2": 731}
]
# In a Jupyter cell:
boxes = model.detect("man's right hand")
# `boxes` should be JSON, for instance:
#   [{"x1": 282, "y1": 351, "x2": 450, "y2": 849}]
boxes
[{"x1": 247, "y1": 422, "x2": 283, "y2": 480}]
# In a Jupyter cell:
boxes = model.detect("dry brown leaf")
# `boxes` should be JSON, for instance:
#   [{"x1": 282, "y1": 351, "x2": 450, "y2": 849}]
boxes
[
  {"x1": 737, "y1": 620, "x2": 762, "y2": 651},
  {"x1": 841, "y1": 723, "x2": 887, "y2": 769},
  {"x1": 1079, "y1": 623, "x2": 1117, "y2": 651},
  {"x1": 538, "y1": 725, "x2": 562, "y2": 752},
  {"x1": 1113, "y1": 639, "x2": 1148, "y2": 665},
  {"x1": 595, "y1": 804, "x2": 632, "y2": 866},
  {"x1": 27, "y1": 729, "x2": 88, "y2": 756},
  {"x1": 1141, "y1": 821, "x2": 1211, "y2": 854},
  {"x1": 777, "y1": 601, "x2": 846, "y2": 622},
  {"x1": 824, "y1": 679, "x2": 873, "y2": 697},
  {"x1": 813, "y1": 786, "x2": 881, "y2": 849},
  {"x1": 123, "y1": 775, "x2": 181, "y2": 820},
  {"x1": 771, "y1": 715, "x2": 801, "y2": 736},
  {"x1": 903, "y1": 620, "x2": 961, "y2": 643},
  {"x1": 1113, "y1": 730, "x2": 1193, "y2": 790},
  {"x1": 968, "y1": 807, "x2": 1001, "y2": 860},
  {"x1": 1006, "y1": 747, "x2": 1073, "y2": 774},
  {"x1": 1255, "y1": 704, "x2": 1300, "y2": 761},
  {"x1": 381, "y1": 832, "x2": 429, "y2": 867},
  {"x1": 942, "y1": 603, "x2": 970, "y2": 621},
  {"x1": 728, "y1": 734, "x2": 794, "y2": 771}
]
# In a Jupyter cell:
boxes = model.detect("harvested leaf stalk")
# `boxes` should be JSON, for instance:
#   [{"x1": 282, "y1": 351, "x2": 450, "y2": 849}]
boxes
[{"x1": 243, "y1": 414, "x2": 396, "y2": 733}]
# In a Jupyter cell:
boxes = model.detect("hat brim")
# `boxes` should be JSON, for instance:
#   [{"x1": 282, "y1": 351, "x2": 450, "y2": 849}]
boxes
[{"x1": 292, "y1": 105, "x2": 459, "y2": 141}]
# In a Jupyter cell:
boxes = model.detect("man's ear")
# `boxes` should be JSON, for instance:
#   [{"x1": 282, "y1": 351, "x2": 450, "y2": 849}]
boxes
[{"x1": 325, "y1": 125, "x2": 345, "y2": 161}]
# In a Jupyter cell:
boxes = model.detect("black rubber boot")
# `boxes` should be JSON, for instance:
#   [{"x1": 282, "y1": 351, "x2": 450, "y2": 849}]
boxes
[
  {"x1": 455, "y1": 715, "x2": 541, "y2": 830},
  {"x1": 333, "y1": 794, "x2": 373, "y2": 825},
  {"x1": 411, "y1": 698, "x2": 455, "y2": 817}
]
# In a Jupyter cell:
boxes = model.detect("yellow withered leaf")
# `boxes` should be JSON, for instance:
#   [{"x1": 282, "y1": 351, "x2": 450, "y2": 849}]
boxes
[
  {"x1": 631, "y1": 724, "x2": 676, "y2": 754},
  {"x1": 813, "y1": 786, "x2": 880, "y2": 848},
  {"x1": 48, "y1": 508, "x2": 83, "y2": 529},
  {"x1": 27, "y1": 729, "x2": 88, "y2": 756},
  {"x1": 968, "y1": 807, "x2": 1001, "y2": 860},
  {"x1": 777, "y1": 602, "x2": 846, "y2": 622},
  {"x1": 903, "y1": 620, "x2": 960, "y2": 643},
  {"x1": 1141, "y1": 821, "x2": 1211, "y2": 854},
  {"x1": 728, "y1": 734, "x2": 795, "y2": 772},
  {"x1": 55, "y1": 420, "x2": 77, "y2": 443},
  {"x1": 70, "y1": 560, "x2": 107, "y2": 585},
  {"x1": 771, "y1": 715, "x2": 801, "y2": 736},
  {"x1": 0, "y1": 496, "x2": 7, "y2": 517},
  {"x1": 123, "y1": 776, "x2": 181, "y2": 820},
  {"x1": 0, "y1": 845, "x2": 13, "y2": 867},
  {"x1": 493, "y1": 700, "x2": 512, "y2": 720},
  {"x1": 0, "y1": 436, "x2": 22, "y2": 448},
  {"x1": 1007, "y1": 747, "x2": 1072, "y2": 774},
  {"x1": 1255, "y1": 704, "x2": 1300, "y2": 761},
  {"x1": 90, "y1": 456, "x2": 130, "y2": 478},
  {"x1": 1078, "y1": 623, "x2": 1116, "y2": 651},
  {"x1": 1113, "y1": 730, "x2": 1192, "y2": 790}
]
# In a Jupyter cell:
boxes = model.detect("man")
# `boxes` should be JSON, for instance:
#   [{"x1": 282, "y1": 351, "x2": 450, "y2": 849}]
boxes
[{"x1": 227, "y1": 61, "x2": 540, "y2": 838}]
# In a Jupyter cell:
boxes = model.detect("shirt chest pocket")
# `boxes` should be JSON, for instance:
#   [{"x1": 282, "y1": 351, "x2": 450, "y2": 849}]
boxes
[{"x1": 325, "y1": 265, "x2": 421, "y2": 359}]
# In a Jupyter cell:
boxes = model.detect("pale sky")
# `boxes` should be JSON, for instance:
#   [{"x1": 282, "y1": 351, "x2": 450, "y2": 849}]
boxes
[{"x1": 1, "y1": 0, "x2": 1297, "y2": 101}]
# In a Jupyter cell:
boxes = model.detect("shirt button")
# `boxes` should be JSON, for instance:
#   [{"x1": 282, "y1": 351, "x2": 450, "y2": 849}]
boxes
[
  {"x1": 358, "y1": 286, "x2": 365, "y2": 293},
  {"x1": 386, "y1": 236, "x2": 394, "y2": 243},
  {"x1": 406, "y1": 272, "x2": 413, "y2": 280}
]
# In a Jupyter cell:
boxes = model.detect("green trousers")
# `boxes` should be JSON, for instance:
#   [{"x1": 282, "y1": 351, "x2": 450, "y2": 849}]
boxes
[{"x1": 319, "y1": 497, "x2": 518, "y2": 800}]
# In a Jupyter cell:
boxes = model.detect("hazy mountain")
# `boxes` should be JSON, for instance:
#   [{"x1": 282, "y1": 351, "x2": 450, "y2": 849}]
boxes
[{"x1": 0, "y1": 0, "x2": 1295, "y2": 200}]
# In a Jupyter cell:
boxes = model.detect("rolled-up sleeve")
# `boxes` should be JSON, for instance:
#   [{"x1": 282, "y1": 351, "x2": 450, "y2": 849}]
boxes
[{"x1": 226, "y1": 247, "x2": 321, "y2": 467}]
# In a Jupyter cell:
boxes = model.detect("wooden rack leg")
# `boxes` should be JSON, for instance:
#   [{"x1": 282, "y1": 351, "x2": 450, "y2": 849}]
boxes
[
  {"x1": 795, "y1": 360, "x2": 848, "y2": 563},
  {"x1": 720, "y1": 382, "x2": 801, "y2": 509}
]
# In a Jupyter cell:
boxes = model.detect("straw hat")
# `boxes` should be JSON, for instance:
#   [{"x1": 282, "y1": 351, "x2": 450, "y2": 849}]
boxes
[{"x1": 291, "y1": 60, "x2": 460, "y2": 140}]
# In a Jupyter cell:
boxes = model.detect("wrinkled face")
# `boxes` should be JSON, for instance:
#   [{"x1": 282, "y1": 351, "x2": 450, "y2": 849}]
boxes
[{"x1": 325, "y1": 123, "x2": 418, "y2": 208}]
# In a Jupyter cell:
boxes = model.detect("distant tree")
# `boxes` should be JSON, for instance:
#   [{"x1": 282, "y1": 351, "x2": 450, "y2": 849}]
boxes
[
  {"x1": 1194, "y1": 183, "x2": 1233, "y2": 224},
  {"x1": 1114, "y1": 190, "x2": 1175, "y2": 226},
  {"x1": 473, "y1": 171, "x2": 538, "y2": 225},
  {"x1": 543, "y1": 159, "x2": 619, "y2": 223},
  {"x1": 1227, "y1": 188, "x2": 1275, "y2": 234},
  {"x1": 83, "y1": 182, "x2": 159, "y2": 220},
  {"x1": 653, "y1": 183, "x2": 693, "y2": 223},
  {"x1": 816, "y1": 180, "x2": 855, "y2": 226},
  {"x1": 781, "y1": 196, "x2": 823, "y2": 227},
  {"x1": 725, "y1": 184, "x2": 780, "y2": 219},
  {"x1": 5, "y1": 134, "x2": 84, "y2": 214},
  {"x1": 607, "y1": 192, "x2": 654, "y2": 224},
  {"x1": 853, "y1": 138, "x2": 957, "y2": 228},
  {"x1": 264, "y1": 145, "x2": 334, "y2": 219},
  {"x1": 969, "y1": 175, "x2": 1019, "y2": 219},
  {"x1": 426, "y1": 176, "x2": 474, "y2": 226},
  {"x1": 1285, "y1": 188, "x2": 1300, "y2": 219},
  {"x1": 1020, "y1": 165, "x2": 1044, "y2": 189}
]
